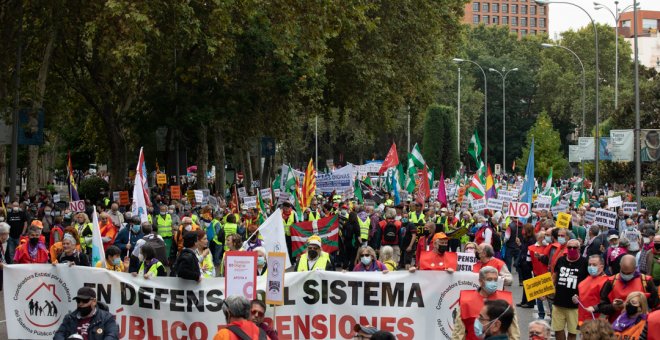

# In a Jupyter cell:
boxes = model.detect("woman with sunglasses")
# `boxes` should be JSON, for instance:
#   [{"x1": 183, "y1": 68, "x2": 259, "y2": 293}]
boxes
[{"x1": 352, "y1": 246, "x2": 388, "y2": 272}]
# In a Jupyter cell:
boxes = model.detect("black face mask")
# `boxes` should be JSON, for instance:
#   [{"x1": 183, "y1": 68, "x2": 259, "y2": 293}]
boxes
[
  {"x1": 77, "y1": 305, "x2": 93, "y2": 317},
  {"x1": 29, "y1": 238, "x2": 39, "y2": 246},
  {"x1": 308, "y1": 250, "x2": 318, "y2": 259},
  {"x1": 438, "y1": 245, "x2": 447, "y2": 254},
  {"x1": 475, "y1": 252, "x2": 481, "y2": 260},
  {"x1": 625, "y1": 303, "x2": 639, "y2": 316},
  {"x1": 654, "y1": 243, "x2": 660, "y2": 251},
  {"x1": 423, "y1": 229, "x2": 430, "y2": 237}
]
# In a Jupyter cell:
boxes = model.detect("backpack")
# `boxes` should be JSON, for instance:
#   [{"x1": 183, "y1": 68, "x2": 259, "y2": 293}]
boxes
[
  {"x1": 144, "y1": 237, "x2": 168, "y2": 265},
  {"x1": 227, "y1": 325, "x2": 267, "y2": 340},
  {"x1": 383, "y1": 221, "x2": 398, "y2": 243}
]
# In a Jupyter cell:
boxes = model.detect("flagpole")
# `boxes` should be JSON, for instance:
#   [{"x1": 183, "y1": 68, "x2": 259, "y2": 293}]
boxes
[
  {"x1": 457, "y1": 67, "x2": 461, "y2": 158},
  {"x1": 315, "y1": 115, "x2": 318, "y2": 171},
  {"x1": 407, "y1": 105, "x2": 411, "y2": 154}
]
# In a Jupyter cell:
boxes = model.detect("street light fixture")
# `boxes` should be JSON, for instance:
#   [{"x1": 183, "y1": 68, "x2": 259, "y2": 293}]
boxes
[
  {"x1": 535, "y1": 0, "x2": 601, "y2": 193},
  {"x1": 453, "y1": 58, "x2": 488, "y2": 167},
  {"x1": 488, "y1": 67, "x2": 518, "y2": 174}
]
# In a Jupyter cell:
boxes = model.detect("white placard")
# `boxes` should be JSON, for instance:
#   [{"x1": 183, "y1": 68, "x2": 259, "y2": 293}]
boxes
[
  {"x1": 486, "y1": 198, "x2": 504, "y2": 211},
  {"x1": 507, "y1": 202, "x2": 531, "y2": 218},
  {"x1": 260, "y1": 188, "x2": 272, "y2": 200},
  {"x1": 585, "y1": 211, "x2": 596, "y2": 224},
  {"x1": 238, "y1": 187, "x2": 247, "y2": 199},
  {"x1": 243, "y1": 196, "x2": 257, "y2": 208},
  {"x1": 273, "y1": 188, "x2": 281, "y2": 199},
  {"x1": 265, "y1": 252, "x2": 287, "y2": 305},
  {"x1": 252, "y1": 180, "x2": 261, "y2": 188},
  {"x1": 472, "y1": 199, "x2": 487, "y2": 211},
  {"x1": 193, "y1": 190, "x2": 204, "y2": 203},
  {"x1": 608, "y1": 196, "x2": 622, "y2": 208},
  {"x1": 594, "y1": 208, "x2": 617, "y2": 228},
  {"x1": 498, "y1": 190, "x2": 518, "y2": 203},
  {"x1": 112, "y1": 192, "x2": 120, "y2": 203},
  {"x1": 53, "y1": 193, "x2": 61, "y2": 203},
  {"x1": 69, "y1": 200, "x2": 85, "y2": 213},
  {"x1": 571, "y1": 191, "x2": 580, "y2": 201},
  {"x1": 456, "y1": 252, "x2": 477, "y2": 271},
  {"x1": 535, "y1": 195, "x2": 551, "y2": 210},
  {"x1": 623, "y1": 202, "x2": 638, "y2": 215},
  {"x1": 276, "y1": 192, "x2": 291, "y2": 206},
  {"x1": 224, "y1": 251, "x2": 257, "y2": 300}
]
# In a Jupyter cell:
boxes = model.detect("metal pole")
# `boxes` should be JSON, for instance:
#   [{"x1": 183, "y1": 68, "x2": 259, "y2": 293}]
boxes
[
  {"x1": 502, "y1": 72, "x2": 506, "y2": 174},
  {"x1": 457, "y1": 67, "x2": 461, "y2": 157},
  {"x1": 484, "y1": 74, "x2": 488, "y2": 167},
  {"x1": 614, "y1": 1, "x2": 619, "y2": 109},
  {"x1": 407, "y1": 105, "x2": 411, "y2": 154},
  {"x1": 9, "y1": 2, "x2": 23, "y2": 201},
  {"x1": 634, "y1": 2, "x2": 641, "y2": 207},
  {"x1": 315, "y1": 115, "x2": 318, "y2": 170}
]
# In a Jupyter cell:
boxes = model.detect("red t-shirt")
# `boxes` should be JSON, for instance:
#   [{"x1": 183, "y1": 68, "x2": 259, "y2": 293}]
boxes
[{"x1": 77, "y1": 316, "x2": 92, "y2": 340}]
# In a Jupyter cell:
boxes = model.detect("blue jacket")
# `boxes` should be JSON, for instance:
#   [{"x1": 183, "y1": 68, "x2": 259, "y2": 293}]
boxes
[
  {"x1": 114, "y1": 226, "x2": 143, "y2": 258},
  {"x1": 53, "y1": 307, "x2": 119, "y2": 340}
]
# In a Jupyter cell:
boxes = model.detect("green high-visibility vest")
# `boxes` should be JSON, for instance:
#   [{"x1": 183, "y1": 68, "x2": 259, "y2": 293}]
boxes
[
  {"x1": 296, "y1": 252, "x2": 330, "y2": 272},
  {"x1": 138, "y1": 261, "x2": 164, "y2": 277},
  {"x1": 223, "y1": 223, "x2": 238, "y2": 251},
  {"x1": 358, "y1": 217, "x2": 371, "y2": 240},
  {"x1": 156, "y1": 214, "x2": 173, "y2": 237}
]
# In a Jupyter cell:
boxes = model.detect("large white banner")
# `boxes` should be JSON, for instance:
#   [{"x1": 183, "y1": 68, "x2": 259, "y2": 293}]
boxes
[
  {"x1": 578, "y1": 137, "x2": 595, "y2": 161},
  {"x1": 316, "y1": 164, "x2": 355, "y2": 193},
  {"x1": 3, "y1": 265, "x2": 487, "y2": 339},
  {"x1": 568, "y1": 145, "x2": 580, "y2": 163},
  {"x1": 609, "y1": 129, "x2": 634, "y2": 162}
]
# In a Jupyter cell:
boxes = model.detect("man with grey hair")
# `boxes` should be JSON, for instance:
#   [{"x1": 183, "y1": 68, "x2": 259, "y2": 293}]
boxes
[
  {"x1": 528, "y1": 320, "x2": 551, "y2": 339},
  {"x1": 0, "y1": 222, "x2": 17, "y2": 290},
  {"x1": 213, "y1": 295, "x2": 267, "y2": 339},
  {"x1": 473, "y1": 244, "x2": 513, "y2": 286},
  {"x1": 620, "y1": 218, "x2": 642, "y2": 256},
  {"x1": 451, "y1": 266, "x2": 520, "y2": 340}
]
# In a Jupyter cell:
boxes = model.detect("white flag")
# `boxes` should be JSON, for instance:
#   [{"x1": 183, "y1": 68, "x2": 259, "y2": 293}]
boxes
[
  {"x1": 91, "y1": 206, "x2": 106, "y2": 268},
  {"x1": 256, "y1": 208, "x2": 292, "y2": 269},
  {"x1": 131, "y1": 147, "x2": 150, "y2": 224}
]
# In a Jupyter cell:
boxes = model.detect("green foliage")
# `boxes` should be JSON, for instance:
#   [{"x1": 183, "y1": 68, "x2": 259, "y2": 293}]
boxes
[
  {"x1": 78, "y1": 177, "x2": 109, "y2": 203},
  {"x1": 516, "y1": 112, "x2": 569, "y2": 179},
  {"x1": 642, "y1": 197, "x2": 660, "y2": 214},
  {"x1": 422, "y1": 104, "x2": 459, "y2": 174}
]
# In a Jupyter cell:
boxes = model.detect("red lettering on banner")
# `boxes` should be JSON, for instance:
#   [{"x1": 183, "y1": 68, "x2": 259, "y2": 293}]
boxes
[
  {"x1": 311, "y1": 314, "x2": 327, "y2": 338},
  {"x1": 398, "y1": 317, "x2": 414, "y2": 339},
  {"x1": 293, "y1": 315, "x2": 310, "y2": 339},
  {"x1": 276, "y1": 316, "x2": 292, "y2": 339},
  {"x1": 189, "y1": 322, "x2": 208, "y2": 340},
  {"x1": 272, "y1": 314, "x2": 415, "y2": 340},
  {"x1": 339, "y1": 315, "x2": 356, "y2": 339},
  {"x1": 330, "y1": 314, "x2": 337, "y2": 339},
  {"x1": 171, "y1": 321, "x2": 187, "y2": 340},
  {"x1": 129, "y1": 316, "x2": 146, "y2": 339},
  {"x1": 381, "y1": 317, "x2": 396, "y2": 333}
]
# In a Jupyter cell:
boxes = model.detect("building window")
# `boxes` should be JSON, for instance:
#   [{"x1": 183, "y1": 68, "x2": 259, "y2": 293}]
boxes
[
  {"x1": 502, "y1": 16, "x2": 509, "y2": 25},
  {"x1": 492, "y1": 16, "x2": 499, "y2": 24},
  {"x1": 483, "y1": 15, "x2": 489, "y2": 24},
  {"x1": 531, "y1": 17, "x2": 537, "y2": 27},
  {"x1": 511, "y1": 29, "x2": 518, "y2": 34},
  {"x1": 521, "y1": 17, "x2": 527, "y2": 27},
  {"x1": 540, "y1": 6, "x2": 545, "y2": 15},
  {"x1": 482, "y1": 3, "x2": 489, "y2": 12},
  {"x1": 502, "y1": 4, "x2": 508, "y2": 13},
  {"x1": 540, "y1": 30, "x2": 546, "y2": 34},
  {"x1": 512, "y1": 5, "x2": 518, "y2": 14},
  {"x1": 473, "y1": 2, "x2": 479, "y2": 12},
  {"x1": 540, "y1": 18, "x2": 546, "y2": 28},
  {"x1": 531, "y1": 5, "x2": 537, "y2": 15},
  {"x1": 621, "y1": 20, "x2": 631, "y2": 28},
  {"x1": 473, "y1": 15, "x2": 480, "y2": 24},
  {"x1": 530, "y1": 29, "x2": 537, "y2": 35},
  {"x1": 643, "y1": 19, "x2": 658, "y2": 30},
  {"x1": 511, "y1": 16, "x2": 518, "y2": 26},
  {"x1": 522, "y1": 5, "x2": 528, "y2": 14},
  {"x1": 521, "y1": 29, "x2": 528, "y2": 37}
]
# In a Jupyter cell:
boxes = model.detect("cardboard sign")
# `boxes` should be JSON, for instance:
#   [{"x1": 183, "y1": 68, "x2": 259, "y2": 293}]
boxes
[
  {"x1": 552, "y1": 202, "x2": 569, "y2": 215},
  {"x1": 156, "y1": 173, "x2": 167, "y2": 185},
  {"x1": 471, "y1": 199, "x2": 487, "y2": 211},
  {"x1": 260, "y1": 189, "x2": 272, "y2": 200},
  {"x1": 608, "y1": 196, "x2": 622, "y2": 208},
  {"x1": 170, "y1": 185, "x2": 181, "y2": 200},
  {"x1": 238, "y1": 187, "x2": 247, "y2": 199},
  {"x1": 571, "y1": 191, "x2": 580, "y2": 202},
  {"x1": 112, "y1": 192, "x2": 120, "y2": 203},
  {"x1": 186, "y1": 190, "x2": 195, "y2": 201},
  {"x1": 273, "y1": 189, "x2": 281, "y2": 199},
  {"x1": 224, "y1": 251, "x2": 257, "y2": 300},
  {"x1": 69, "y1": 200, "x2": 85, "y2": 213},
  {"x1": 243, "y1": 196, "x2": 258, "y2": 209},
  {"x1": 594, "y1": 208, "x2": 617, "y2": 228},
  {"x1": 556, "y1": 212, "x2": 572, "y2": 228},
  {"x1": 456, "y1": 252, "x2": 477, "y2": 272},
  {"x1": 507, "y1": 202, "x2": 531, "y2": 218},
  {"x1": 585, "y1": 211, "x2": 596, "y2": 224},
  {"x1": 276, "y1": 192, "x2": 291, "y2": 206},
  {"x1": 523, "y1": 272, "x2": 555, "y2": 301},
  {"x1": 119, "y1": 191, "x2": 129, "y2": 206},
  {"x1": 623, "y1": 202, "x2": 637, "y2": 215},
  {"x1": 265, "y1": 252, "x2": 287, "y2": 305},
  {"x1": 486, "y1": 198, "x2": 504, "y2": 212},
  {"x1": 535, "y1": 195, "x2": 551, "y2": 210},
  {"x1": 194, "y1": 190, "x2": 204, "y2": 204},
  {"x1": 460, "y1": 200, "x2": 469, "y2": 212},
  {"x1": 498, "y1": 190, "x2": 518, "y2": 203},
  {"x1": 53, "y1": 194, "x2": 61, "y2": 203},
  {"x1": 252, "y1": 180, "x2": 261, "y2": 189}
]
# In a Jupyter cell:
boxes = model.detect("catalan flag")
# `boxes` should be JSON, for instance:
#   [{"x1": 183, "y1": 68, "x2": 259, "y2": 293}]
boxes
[{"x1": 302, "y1": 159, "x2": 316, "y2": 210}]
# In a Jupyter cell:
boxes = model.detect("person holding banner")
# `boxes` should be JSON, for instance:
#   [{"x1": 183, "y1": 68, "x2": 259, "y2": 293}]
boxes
[
  {"x1": 451, "y1": 266, "x2": 520, "y2": 340},
  {"x1": 13, "y1": 225, "x2": 49, "y2": 264},
  {"x1": 352, "y1": 246, "x2": 388, "y2": 272},
  {"x1": 410, "y1": 232, "x2": 457, "y2": 272},
  {"x1": 56, "y1": 233, "x2": 90, "y2": 266},
  {"x1": 415, "y1": 221, "x2": 436, "y2": 265},
  {"x1": 473, "y1": 244, "x2": 512, "y2": 286},
  {"x1": 576, "y1": 255, "x2": 608, "y2": 326},
  {"x1": 134, "y1": 244, "x2": 166, "y2": 279},
  {"x1": 213, "y1": 295, "x2": 268, "y2": 340},
  {"x1": 295, "y1": 234, "x2": 334, "y2": 272},
  {"x1": 96, "y1": 245, "x2": 128, "y2": 272}
]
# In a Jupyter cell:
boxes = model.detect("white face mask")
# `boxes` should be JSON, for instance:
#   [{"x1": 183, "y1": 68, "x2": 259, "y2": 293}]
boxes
[{"x1": 185, "y1": 225, "x2": 192, "y2": 231}]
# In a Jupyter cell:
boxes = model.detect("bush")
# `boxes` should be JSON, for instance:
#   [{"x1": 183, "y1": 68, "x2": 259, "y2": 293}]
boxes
[
  {"x1": 78, "y1": 177, "x2": 110, "y2": 203},
  {"x1": 642, "y1": 197, "x2": 660, "y2": 213}
]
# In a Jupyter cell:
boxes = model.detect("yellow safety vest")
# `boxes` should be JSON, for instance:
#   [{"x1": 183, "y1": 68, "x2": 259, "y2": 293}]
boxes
[
  {"x1": 296, "y1": 252, "x2": 330, "y2": 272},
  {"x1": 283, "y1": 213, "x2": 295, "y2": 236},
  {"x1": 385, "y1": 199, "x2": 393, "y2": 206},
  {"x1": 138, "y1": 261, "x2": 164, "y2": 277},
  {"x1": 199, "y1": 253, "x2": 215, "y2": 278},
  {"x1": 308, "y1": 211, "x2": 320, "y2": 221},
  {"x1": 76, "y1": 223, "x2": 92, "y2": 250},
  {"x1": 223, "y1": 223, "x2": 238, "y2": 251},
  {"x1": 358, "y1": 217, "x2": 371, "y2": 240},
  {"x1": 147, "y1": 215, "x2": 153, "y2": 224},
  {"x1": 156, "y1": 214, "x2": 173, "y2": 237},
  {"x1": 410, "y1": 211, "x2": 425, "y2": 225}
]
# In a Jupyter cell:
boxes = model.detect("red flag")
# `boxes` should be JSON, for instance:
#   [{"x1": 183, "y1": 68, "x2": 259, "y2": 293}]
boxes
[
  {"x1": 378, "y1": 142, "x2": 399, "y2": 174},
  {"x1": 416, "y1": 165, "x2": 430, "y2": 205},
  {"x1": 302, "y1": 159, "x2": 316, "y2": 209},
  {"x1": 437, "y1": 171, "x2": 447, "y2": 208}
]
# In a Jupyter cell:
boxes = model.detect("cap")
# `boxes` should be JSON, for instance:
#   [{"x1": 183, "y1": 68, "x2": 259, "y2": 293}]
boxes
[
  {"x1": 353, "y1": 324, "x2": 379, "y2": 335},
  {"x1": 432, "y1": 232, "x2": 448, "y2": 242},
  {"x1": 308, "y1": 234, "x2": 322, "y2": 247},
  {"x1": 74, "y1": 287, "x2": 96, "y2": 301},
  {"x1": 608, "y1": 234, "x2": 619, "y2": 241},
  {"x1": 31, "y1": 220, "x2": 43, "y2": 228},
  {"x1": 440, "y1": 207, "x2": 448, "y2": 212}
]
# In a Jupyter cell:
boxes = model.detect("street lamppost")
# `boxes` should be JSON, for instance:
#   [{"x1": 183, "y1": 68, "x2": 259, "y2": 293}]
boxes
[
  {"x1": 453, "y1": 58, "x2": 488, "y2": 166},
  {"x1": 488, "y1": 67, "x2": 518, "y2": 174},
  {"x1": 594, "y1": 1, "x2": 637, "y2": 109},
  {"x1": 535, "y1": 0, "x2": 600, "y2": 193},
  {"x1": 457, "y1": 67, "x2": 461, "y2": 158}
]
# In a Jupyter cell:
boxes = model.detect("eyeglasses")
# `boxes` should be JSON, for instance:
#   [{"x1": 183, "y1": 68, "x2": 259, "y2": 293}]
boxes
[
  {"x1": 566, "y1": 246, "x2": 579, "y2": 250},
  {"x1": 529, "y1": 331, "x2": 544, "y2": 337},
  {"x1": 76, "y1": 298, "x2": 91, "y2": 304},
  {"x1": 251, "y1": 310, "x2": 264, "y2": 317},
  {"x1": 361, "y1": 255, "x2": 371, "y2": 258}
]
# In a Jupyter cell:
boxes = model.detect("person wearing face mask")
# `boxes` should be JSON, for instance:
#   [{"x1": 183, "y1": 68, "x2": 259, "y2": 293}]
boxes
[
  {"x1": 296, "y1": 235, "x2": 334, "y2": 272},
  {"x1": 174, "y1": 217, "x2": 200, "y2": 255},
  {"x1": 644, "y1": 235, "x2": 660, "y2": 285},
  {"x1": 96, "y1": 245, "x2": 128, "y2": 272},
  {"x1": 515, "y1": 223, "x2": 537, "y2": 308},
  {"x1": 415, "y1": 221, "x2": 436, "y2": 265},
  {"x1": 537, "y1": 227, "x2": 568, "y2": 276},
  {"x1": 473, "y1": 244, "x2": 513, "y2": 286},
  {"x1": 53, "y1": 287, "x2": 119, "y2": 340},
  {"x1": 192, "y1": 230, "x2": 215, "y2": 278},
  {"x1": 353, "y1": 246, "x2": 388, "y2": 272},
  {"x1": 6, "y1": 202, "x2": 27, "y2": 244},
  {"x1": 450, "y1": 266, "x2": 520, "y2": 340},
  {"x1": 606, "y1": 235, "x2": 629, "y2": 275},
  {"x1": 114, "y1": 216, "x2": 144, "y2": 259},
  {"x1": 0, "y1": 223, "x2": 17, "y2": 290},
  {"x1": 576, "y1": 255, "x2": 608, "y2": 326},
  {"x1": 409, "y1": 232, "x2": 457, "y2": 272},
  {"x1": 550, "y1": 239, "x2": 587, "y2": 340},
  {"x1": 254, "y1": 246, "x2": 268, "y2": 276},
  {"x1": 155, "y1": 204, "x2": 174, "y2": 257},
  {"x1": 133, "y1": 244, "x2": 166, "y2": 279},
  {"x1": 473, "y1": 300, "x2": 514, "y2": 340},
  {"x1": 172, "y1": 232, "x2": 201, "y2": 281},
  {"x1": 583, "y1": 225, "x2": 604, "y2": 258},
  {"x1": 598, "y1": 254, "x2": 659, "y2": 323},
  {"x1": 107, "y1": 202, "x2": 124, "y2": 228},
  {"x1": 527, "y1": 320, "x2": 552, "y2": 340},
  {"x1": 620, "y1": 218, "x2": 642, "y2": 257},
  {"x1": 213, "y1": 295, "x2": 268, "y2": 340},
  {"x1": 13, "y1": 225, "x2": 49, "y2": 264},
  {"x1": 612, "y1": 292, "x2": 648, "y2": 339},
  {"x1": 73, "y1": 213, "x2": 93, "y2": 257}
]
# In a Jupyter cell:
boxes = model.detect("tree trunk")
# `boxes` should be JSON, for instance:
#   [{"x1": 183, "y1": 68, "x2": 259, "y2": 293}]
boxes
[
  {"x1": 196, "y1": 125, "x2": 208, "y2": 190},
  {"x1": 0, "y1": 145, "x2": 6, "y2": 192},
  {"x1": 27, "y1": 146, "x2": 38, "y2": 193},
  {"x1": 213, "y1": 125, "x2": 226, "y2": 197},
  {"x1": 245, "y1": 149, "x2": 253, "y2": 194}
]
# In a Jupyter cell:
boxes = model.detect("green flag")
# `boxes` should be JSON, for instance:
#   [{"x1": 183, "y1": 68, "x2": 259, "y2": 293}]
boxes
[
  {"x1": 354, "y1": 178, "x2": 363, "y2": 204},
  {"x1": 410, "y1": 143, "x2": 426, "y2": 168},
  {"x1": 272, "y1": 174, "x2": 281, "y2": 191},
  {"x1": 468, "y1": 130, "x2": 483, "y2": 164},
  {"x1": 284, "y1": 165, "x2": 297, "y2": 194},
  {"x1": 542, "y1": 168, "x2": 553, "y2": 195},
  {"x1": 364, "y1": 176, "x2": 373, "y2": 187},
  {"x1": 406, "y1": 153, "x2": 417, "y2": 193}
]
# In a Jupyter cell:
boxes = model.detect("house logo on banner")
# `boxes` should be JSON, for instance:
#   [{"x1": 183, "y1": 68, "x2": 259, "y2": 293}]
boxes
[
  {"x1": 435, "y1": 277, "x2": 481, "y2": 338},
  {"x1": 10, "y1": 270, "x2": 72, "y2": 337}
]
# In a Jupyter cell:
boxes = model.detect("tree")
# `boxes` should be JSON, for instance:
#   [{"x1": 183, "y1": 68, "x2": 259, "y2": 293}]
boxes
[
  {"x1": 516, "y1": 112, "x2": 569, "y2": 179},
  {"x1": 422, "y1": 104, "x2": 459, "y2": 175}
]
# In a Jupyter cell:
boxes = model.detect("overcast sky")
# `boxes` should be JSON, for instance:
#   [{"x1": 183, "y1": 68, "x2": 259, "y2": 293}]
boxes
[{"x1": 549, "y1": 0, "x2": 660, "y2": 39}]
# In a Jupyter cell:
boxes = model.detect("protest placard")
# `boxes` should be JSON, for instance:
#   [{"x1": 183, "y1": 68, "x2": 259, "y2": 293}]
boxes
[
  {"x1": 471, "y1": 199, "x2": 487, "y2": 211},
  {"x1": 156, "y1": 173, "x2": 167, "y2": 185},
  {"x1": 594, "y1": 208, "x2": 617, "y2": 228},
  {"x1": 238, "y1": 187, "x2": 247, "y2": 199},
  {"x1": 623, "y1": 202, "x2": 638, "y2": 215},
  {"x1": 507, "y1": 202, "x2": 531, "y2": 218},
  {"x1": 535, "y1": 195, "x2": 551, "y2": 210},
  {"x1": 523, "y1": 272, "x2": 555, "y2": 301},
  {"x1": 224, "y1": 251, "x2": 257, "y2": 300},
  {"x1": 266, "y1": 252, "x2": 287, "y2": 305},
  {"x1": 194, "y1": 190, "x2": 204, "y2": 204},
  {"x1": 456, "y1": 252, "x2": 477, "y2": 272},
  {"x1": 608, "y1": 196, "x2": 622, "y2": 208},
  {"x1": 260, "y1": 188, "x2": 272, "y2": 200},
  {"x1": 243, "y1": 196, "x2": 258, "y2": 209},
  {"x1": 118, "y1": 191, "x2": 129, "y2": 206},
  {"x1": 585, "y1": 211, "x2": 596, "y2": 224},
  {"x1": 486, "y1": 198, "x2": 504, "y2": 211},
  {"x1": 170, "y1": 185, "x2": 181, "y2": 200},
  {"x1": 556, "y1": 212, "x2": 571, "y2": 228}
]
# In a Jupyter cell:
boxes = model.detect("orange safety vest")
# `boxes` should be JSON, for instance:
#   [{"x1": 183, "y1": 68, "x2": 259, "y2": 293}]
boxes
[
  {"x1": 459, "y1": 290, "x2": 513, "y2": 340},
  {"x1": 607, "y1": 274, "x2": 651, "y2": 323},
  {"x1": 528, "y1": 244, "x2": 549, "y2": 276},
  {"x1": 647, "y1": 310, "x2": 660, "y2": 340},
  {"x1": 543, "y1": 242, "x2": 565, "y2": 274},
  {"x1": 577, "y1": 274, "x2": 608, "y2": 325},
  {"x1": 419, "y1": 251, "x2": 457, "y2": 271},
  {"x1": 613, "y1": 319, "x2": 645, "y2": 340},
  {"x1": 473, "y1": 257, "x2": 505, "y2": 274}
]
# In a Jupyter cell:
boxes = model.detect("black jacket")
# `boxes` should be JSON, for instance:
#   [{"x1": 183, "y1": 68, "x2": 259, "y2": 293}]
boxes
[
  {"x1": 173, "y1": 248, "x2": 201, "y2": 281},
  {"x1": 53, "y1": 307, "x2": 119, "y2": 340}
]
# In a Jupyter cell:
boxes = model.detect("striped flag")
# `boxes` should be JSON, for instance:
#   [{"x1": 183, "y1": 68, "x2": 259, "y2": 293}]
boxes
[
  {"x1": 468, "y1": 130, "x2": 483, "y2": 164},
  {"x1": 485, "y1": 165, "x2": 497, "y2": 199},
  {"x1": 302, "y1": 159, "x2": 316, "y2": 210},
  {"x1": 542, "y1": 168, "x2": 553, "y2": 195},
  {"x1": 467, "y1": 173, "x2": 485, "y2": 199},
  {"x1": 67, "y1": 152, "x2": 80, "y2": 201},
  {"x1": 378, "y1": 142, "x2": 400, "y2": 174},
  {"x1": 90, "y1": 206, "x2": 106, "y2": 268},
  {"x1": 405, "y1": 153, "x2": 417, "y2": 193},
  {"x1": 290, "y1": 215, "x2": 339, "y2": 257},
  {"x1": 410, "y1": 143, "x2": 426, "y2": 168},
  {"x1": 131, "y1": 147, "x2": 151, "y2": 223}
]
